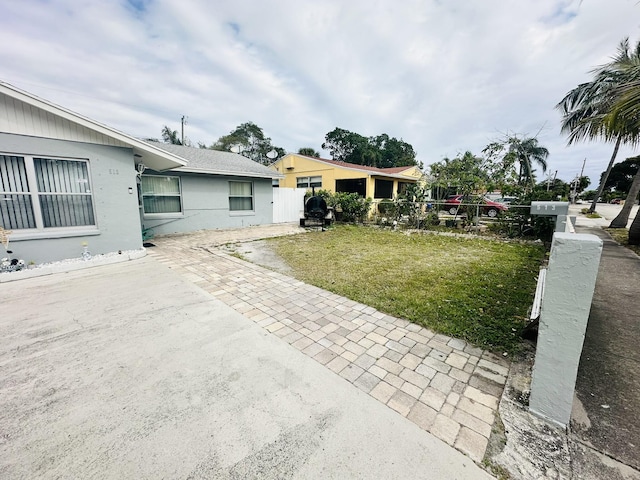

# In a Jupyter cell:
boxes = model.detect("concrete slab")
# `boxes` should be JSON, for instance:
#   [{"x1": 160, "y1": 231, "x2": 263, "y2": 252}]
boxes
[{"x1": 0, "y1": 257, "x2": 492, "y2": 479}]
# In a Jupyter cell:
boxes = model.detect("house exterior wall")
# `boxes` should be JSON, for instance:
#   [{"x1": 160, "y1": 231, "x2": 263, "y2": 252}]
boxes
[
  {"x1": 272, "y1": 154, "x2": 359, "y2": 192},
  {"x1": 395, "y1": 166, "x2": 423, "y2": 179},
  {"x1": 271, "y1": 153, "x2": 422, "y2": 198},
  {"x1": 141, "y1": 171, "x2": 274, "y2": 235},
  {"x1": 0, "y1": 92, "x2": 130, "y2": 148},
  {"x1": 0, "y1": 133, "x2": 142, "y2": 264},
  {"x1": 271, "y1": 154, "x2": 418, "y2": 199}
]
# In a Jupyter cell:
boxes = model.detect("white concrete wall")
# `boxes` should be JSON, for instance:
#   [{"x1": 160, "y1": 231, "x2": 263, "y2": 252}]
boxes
[{"x1": 529, "y1": 232, "x2": 603, "y2": 428}]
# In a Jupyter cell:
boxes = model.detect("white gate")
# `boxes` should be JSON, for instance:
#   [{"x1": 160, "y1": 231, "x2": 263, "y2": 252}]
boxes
[{"x1": 272, "y1": 188, "x2": 306, "y2": 223}]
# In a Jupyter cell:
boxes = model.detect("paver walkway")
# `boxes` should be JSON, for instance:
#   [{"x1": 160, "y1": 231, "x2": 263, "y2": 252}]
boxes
[{"x1": 149, "y1": 227, "x2": 510, "y2": 463}]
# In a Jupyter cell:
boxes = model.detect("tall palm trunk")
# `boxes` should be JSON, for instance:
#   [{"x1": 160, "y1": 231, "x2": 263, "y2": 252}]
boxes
[
  {"x1": 588, "y1": 136, "x2": 622, "y2": 213},
  {"x1": 628, "y1": 209, "x2": 640, "y2": 245},
  {"x1": 609, "y1": 166, "x2": 640, "y2": 227}
]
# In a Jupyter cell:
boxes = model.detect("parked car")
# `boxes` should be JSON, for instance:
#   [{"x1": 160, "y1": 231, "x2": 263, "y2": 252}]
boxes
[
  {"x1": 443, "y1": 195, "x2": 508, "y2": 217},
  {"x1": 495, "y1": 197, "x2": 516, "y2": 205},
  {"x1": 610, "y1": 198, "x2": 622, "y2": 204}
]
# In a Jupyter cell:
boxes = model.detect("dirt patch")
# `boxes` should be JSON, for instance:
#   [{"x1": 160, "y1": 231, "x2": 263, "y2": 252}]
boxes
[{"x1": 220, "y1": 240, "x2": 293, "y2": 274}]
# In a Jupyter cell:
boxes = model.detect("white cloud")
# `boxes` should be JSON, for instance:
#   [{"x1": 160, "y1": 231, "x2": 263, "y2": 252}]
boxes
[{"x1": 1, "y1": 0, "x2": 639, "y2": 186}]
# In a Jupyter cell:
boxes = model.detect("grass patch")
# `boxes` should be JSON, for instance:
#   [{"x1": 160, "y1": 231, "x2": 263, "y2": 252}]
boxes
[
  {"x1": 580, "y1": 208, "x2": 601, "y2": 218},
  {"x1": 268, "y1": 225, "x2": 545, "y2": 354},
  {"x1": 605, "y1": 228, "x2": 640, "y2": 256}
]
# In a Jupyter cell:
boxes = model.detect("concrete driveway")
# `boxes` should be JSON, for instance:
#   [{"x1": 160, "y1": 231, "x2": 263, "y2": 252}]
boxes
[{"x1": 0, "y1": 256, "x2": 491, "y2": 479}]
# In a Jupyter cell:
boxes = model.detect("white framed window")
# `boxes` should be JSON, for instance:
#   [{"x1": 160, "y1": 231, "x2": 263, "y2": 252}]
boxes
[
  {"x1": 141, "y1": 175, "x2": 183, "y2": 216},
  {"x1": 0, "y1": 154, "x2": 96, "y2": 232},
  {"x1": 229, "y1": 181, "x2": 254, "y2": 211},
  {"x1": 296, "y1": 176, "x2": 322, "y2": 188}
]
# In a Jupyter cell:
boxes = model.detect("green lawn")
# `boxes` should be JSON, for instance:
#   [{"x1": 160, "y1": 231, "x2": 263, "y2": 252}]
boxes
[{"x1": 267, "y1": 225, "x2": 545, "y2": 354}]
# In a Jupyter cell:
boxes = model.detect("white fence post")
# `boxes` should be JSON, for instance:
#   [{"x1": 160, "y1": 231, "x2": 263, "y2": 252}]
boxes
[{"x1": 529, "y1": 232, "x2": 603, "y2": 428}]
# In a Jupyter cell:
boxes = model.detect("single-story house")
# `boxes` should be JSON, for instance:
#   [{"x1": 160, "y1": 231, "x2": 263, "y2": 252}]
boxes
[
  {"x1": 0, "y1": 81, "x2": 281, "y2": 265},
  {"x1": 140, "y1": 142, "x2": 281, "y2": 236},
  {"x1": 270, "y1": 153, "x2": 422, "y2": 199}
]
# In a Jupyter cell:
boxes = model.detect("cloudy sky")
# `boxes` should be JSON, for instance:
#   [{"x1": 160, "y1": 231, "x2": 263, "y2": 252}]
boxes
[{"x1": 2, "y1": 0, "x2": 640, "y2": 186}]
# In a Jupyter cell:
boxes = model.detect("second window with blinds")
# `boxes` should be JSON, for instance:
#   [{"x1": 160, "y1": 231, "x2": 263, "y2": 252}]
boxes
[
  {"x1": 141, "y1": 175, "x2": 183, "y2": 216},
  {"x1": 229, "y1": 181, "x2": 254, "y2": 212}
]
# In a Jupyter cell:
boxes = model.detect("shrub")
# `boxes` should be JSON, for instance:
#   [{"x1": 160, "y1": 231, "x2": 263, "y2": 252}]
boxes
[
  {"x1": 332, "y1": 192, "x2": 372, "y2": 223},
  {"x1": 377, "y1": 199, "x2": 396, "y2": 216},
  {"x1": 488, "y1": 209, "x2": 533, "y2": 238}
]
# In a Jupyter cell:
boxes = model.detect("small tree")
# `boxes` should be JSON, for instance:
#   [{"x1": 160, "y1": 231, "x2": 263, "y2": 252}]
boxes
[{"x1": 430, "y1": 151, "x2": 491, "y2": 218}]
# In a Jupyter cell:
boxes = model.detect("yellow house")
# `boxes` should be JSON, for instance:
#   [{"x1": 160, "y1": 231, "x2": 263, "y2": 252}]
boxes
[{"x1": 271, "y1": 153, "x2": 422, "y2": 199}]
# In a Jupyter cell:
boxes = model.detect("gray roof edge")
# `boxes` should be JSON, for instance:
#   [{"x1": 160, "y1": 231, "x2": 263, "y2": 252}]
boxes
[{"x1": 176, "y1": 166, "x2": 284, "y2": 179}]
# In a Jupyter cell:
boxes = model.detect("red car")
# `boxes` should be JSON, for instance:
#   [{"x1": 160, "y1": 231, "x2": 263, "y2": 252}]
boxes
[{"x1": 443, "y1": 195, "x2": 508, "y2": 217}]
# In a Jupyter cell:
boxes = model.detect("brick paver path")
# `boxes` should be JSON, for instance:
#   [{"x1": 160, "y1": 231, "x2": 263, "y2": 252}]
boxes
[{"x1": 148, "y1": 227, "x2": 509, "y2": 463}]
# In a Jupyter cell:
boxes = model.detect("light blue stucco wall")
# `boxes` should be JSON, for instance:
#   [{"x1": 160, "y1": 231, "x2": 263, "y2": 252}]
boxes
[
  {"x1": 141, "y1": 170, "x2": 274, "y2": 235},
  {"x1": 0, "y1": 133, "x2": 142, "y2": 264}
]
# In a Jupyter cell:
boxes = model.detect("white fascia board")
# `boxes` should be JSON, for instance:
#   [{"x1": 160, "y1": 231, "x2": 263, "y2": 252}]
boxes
[{"x1": 0, "y1": 81, "x2": 186, "y2": 170}]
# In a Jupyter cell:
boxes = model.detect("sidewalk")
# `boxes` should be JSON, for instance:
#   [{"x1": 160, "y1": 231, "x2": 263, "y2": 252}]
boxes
[
  {"x1": 572, "y1": 225, "x2": 640, "y2": 474},
  {"x1": 489, "y1": 210, "x2": 640, "y2": 479}
]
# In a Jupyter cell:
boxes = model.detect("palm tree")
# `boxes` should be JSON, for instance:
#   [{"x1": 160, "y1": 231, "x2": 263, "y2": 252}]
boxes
[
  {"x1": 557, "y1": 38, "x2": 640, "y2": 213},
  {"x1": 629, "y1": 208, "x2": 640, "y2": 245},
  {"x1": 604, "y1": 64, "x2": 640, "y2": 235},
  {"x1": 161, "y1": 125, "x2": 182, "y2": 145},
  {"x1": 512, "y1": 136, "x2": 549, "y2": 190},
  {"x1": 484, "y1": 135, "x2": 548, "y2": 191},
  {"x1": 298, "y1": 147, "x2": 320, "y2": 157},
  {"x1": 609, "y1": 167, "x2": 640, "y2": 228}
]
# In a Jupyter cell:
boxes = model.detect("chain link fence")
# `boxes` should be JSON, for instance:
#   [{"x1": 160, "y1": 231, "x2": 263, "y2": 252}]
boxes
[{"x1": 368, "y1": 199, "x2": 550, "y2": 239}]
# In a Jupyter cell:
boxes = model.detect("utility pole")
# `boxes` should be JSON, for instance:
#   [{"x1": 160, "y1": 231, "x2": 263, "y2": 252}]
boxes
[
  {"x1": 181, "y1": 115, "x2": 187, "y2": 145},
  {"x1": 546, "y1": 170, "x2": 558, "y2": 192},
  {"x1": 571, "y1": 159, "x2": 586, "y2": 203}
]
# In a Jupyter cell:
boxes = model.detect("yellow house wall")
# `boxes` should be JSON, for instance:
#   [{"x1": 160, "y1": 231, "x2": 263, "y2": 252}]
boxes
[
  {"x1": 271, "y1": 154, "x2": 371, "y2": 192},
  {"x1": 271, "y1": 154, "x2": 419, "y2": 198},
  {"x1": 397, "y1": 165, "x2": 423, "y2": 179}
]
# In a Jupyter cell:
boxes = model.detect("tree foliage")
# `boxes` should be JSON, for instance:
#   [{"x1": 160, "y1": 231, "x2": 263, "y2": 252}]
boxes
[
  {"x1": 298, "y1": 147, "x2": 321, "y2": 157},
  {"x1": 209, "y1": 122, "x2": 285, "y2": 165},
  {"x1": 602, "y1": 156, "x2": 640, "y2": 193},
  {"x1": 321, "y1": 128, "x2": 418, "y2": 168},
  {"x1": 161, "y1": 125, "x2": 182, "y2": 145},
  {"x1": 483, "y1": 134, "x2": 548, "y2": 191},
  {"x1": 557, "y1": 37, "x2": 640, "y2": 214},
  {"x1": 428, "y1": 151, "x2": 491, "y2": 199}
]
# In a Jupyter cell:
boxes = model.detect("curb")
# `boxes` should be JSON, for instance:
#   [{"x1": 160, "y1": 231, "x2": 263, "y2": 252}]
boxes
[{"x1": 0, "y1": 249, "x2": 147, "y2": 283}]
